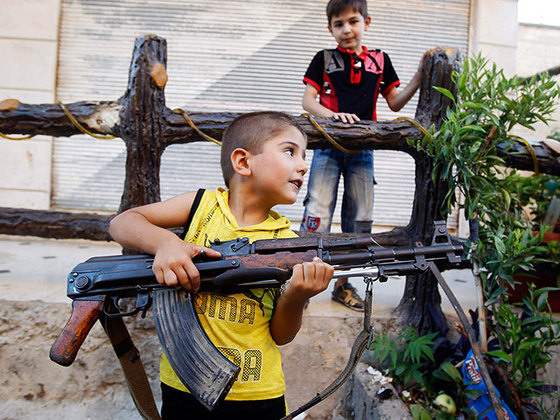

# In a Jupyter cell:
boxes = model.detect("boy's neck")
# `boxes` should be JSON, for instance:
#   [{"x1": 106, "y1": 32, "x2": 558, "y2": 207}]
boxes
[
  {"x1": 228, "y1": 186, "x2": 272, "y2": 228},
  {"x1": 338, "y1": 44, "x2": 366, "y2": 55}
]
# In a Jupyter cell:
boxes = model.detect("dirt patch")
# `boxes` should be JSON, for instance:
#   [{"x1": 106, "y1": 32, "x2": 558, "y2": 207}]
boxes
[
  {"x1": 0, "y1": 299, "x2": 398, "y2": 419},
  {"x1": 0, "y1": 300, "x2": 160, "y2": 419}
]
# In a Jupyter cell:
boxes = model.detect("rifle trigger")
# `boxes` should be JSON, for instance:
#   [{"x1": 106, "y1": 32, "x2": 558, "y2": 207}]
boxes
[
  {"x1": 106, "y1": 295, "x2": 122, "y2": 316},
  {"x1": 105, "y1": 293, "x2": 152, "y2": 318},
  {"x1": 137, "y1": 293, "x2": 152, "y2": 318}
]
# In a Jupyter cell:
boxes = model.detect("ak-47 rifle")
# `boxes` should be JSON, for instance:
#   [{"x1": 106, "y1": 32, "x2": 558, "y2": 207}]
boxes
[{"x1": 50, "y1": 221, "x2": 463, "y2": 418}]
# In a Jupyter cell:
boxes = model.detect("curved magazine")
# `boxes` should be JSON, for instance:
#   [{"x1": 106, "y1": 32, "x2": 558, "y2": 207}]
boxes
[{"x1": 153, "y1": 289, "x2": 240, "y2": 411}]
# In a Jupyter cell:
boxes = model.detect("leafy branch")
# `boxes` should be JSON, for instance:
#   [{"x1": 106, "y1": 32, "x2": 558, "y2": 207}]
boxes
[{"x1": 410, "y1": 53, "x2": 560, "y2": 416}]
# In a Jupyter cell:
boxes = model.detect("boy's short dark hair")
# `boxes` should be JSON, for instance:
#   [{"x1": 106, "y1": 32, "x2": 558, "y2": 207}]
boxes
[
  {"x1": 326, "y1": 0, "x2": 368, "y2": 23},
  {"x1": 221, "y1": 111, "x2": 307, "y2": 187}
]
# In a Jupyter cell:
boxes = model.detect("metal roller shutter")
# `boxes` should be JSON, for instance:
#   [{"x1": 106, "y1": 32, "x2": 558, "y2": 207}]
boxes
[{"x1": 54, "y1": 0, "x2": 469, "y2": 229}]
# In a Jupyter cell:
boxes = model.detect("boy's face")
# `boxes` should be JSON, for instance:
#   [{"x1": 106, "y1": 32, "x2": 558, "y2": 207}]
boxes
[
  {"x1": 249, "y1": 126, "x2": 308, "y2": 207},
  {"x1": 328, "y1": 8, "x2": 371, "y2": 54}
]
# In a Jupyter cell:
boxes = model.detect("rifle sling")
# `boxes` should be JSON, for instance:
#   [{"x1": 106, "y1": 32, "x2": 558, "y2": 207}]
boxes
[
  {"x1": 100, "y1": 312, "x2": 162, "y2": 420},
  {"x1": 281, "y1": 282, "x2": 374, "y2": 420},
  {"x1": 112, "y1": 335, "x2": 135, "y2": 359}
]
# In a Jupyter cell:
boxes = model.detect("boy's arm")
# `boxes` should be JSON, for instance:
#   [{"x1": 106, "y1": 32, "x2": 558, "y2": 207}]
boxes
[
  {"x1": 384, "y1": 48, "x2": 443, "y2": 112},
  {"x1": 109, "y1": 192, "x2": 220, "y2": 292},
  {"x1": 270, "y1": 257, "x2": 333, "y2": 345},
  {"x1": 302, "y1": 84, "x2": 360, "y2": 124},
  {"x1": 384, "y1": 71, "x2": 421, "y2": 112}
]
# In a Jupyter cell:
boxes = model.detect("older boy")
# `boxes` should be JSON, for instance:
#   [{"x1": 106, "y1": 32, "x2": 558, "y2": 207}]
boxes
[
  {"x1": 110, "y1": 111, "x2": 334, "y2": 419},
  {"x1": 300, "y1": 0, "x2": 429, "y2": 311}
]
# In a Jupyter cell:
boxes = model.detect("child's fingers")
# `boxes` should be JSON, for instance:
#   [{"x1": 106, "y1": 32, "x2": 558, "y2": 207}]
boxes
[
  {"x1": 315, "y1": 257, "x2": 334, "y2": 283},
  {"x1": 152, "y1": 255, "x2": 200, "y2": 293},
  {"x1": 197, "y1": 245, "x2": 221, "y2": 259},
  {"x1": 310, "y1": 257, "x2": 334, "y2": 287},
  {"x1": 291, "y1": 262, "x2": 303, "y2": 282},
  {"x1": 333, "y1": 113, "x2": 360, "y2": 124},
  {"x1": 172, "y1": 264, "x2": 195, "y2": 291},
  {"x1": 301, "y1": 258, "x2": 332, "y2": 290},
  {"x1": 153, "y1": 264, "x2": 166, "y2": 285},
  {"x1": 183, "y1": 260, "x2": 201, "y2": 292},
  {"x1": 301, "y1": 260, "x2": 318, "y2": 285}
]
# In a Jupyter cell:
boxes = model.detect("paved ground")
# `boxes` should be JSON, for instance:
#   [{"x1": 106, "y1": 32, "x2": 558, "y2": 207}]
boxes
[{"x1": 0, "y1": 234, "x2": 479, "y2": 316}]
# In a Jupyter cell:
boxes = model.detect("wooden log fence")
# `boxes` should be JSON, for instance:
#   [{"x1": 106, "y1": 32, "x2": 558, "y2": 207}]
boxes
[{"x1": 1, "y1": 34, "x2": 559, "y2": 333}]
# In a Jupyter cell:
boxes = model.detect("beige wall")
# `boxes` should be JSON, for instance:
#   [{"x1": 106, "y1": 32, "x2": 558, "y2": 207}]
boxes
[
  {"x1": 515, "y1": 23, "x2": 560, "y2": 140},
  {"x1": 0, "y1": 0, "x2": 61, "y2": 209},
  {"x1": 469, "y1": 0, "x2": 518, "y2": 76},
  {"x1": 456, "y1": 0, "x2": 519, "y2": 237}
]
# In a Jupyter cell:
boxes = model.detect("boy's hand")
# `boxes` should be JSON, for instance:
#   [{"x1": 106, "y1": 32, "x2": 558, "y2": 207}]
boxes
[
  {"x1": 152, "y1": 239, "x2": 221, "y2": 292},
  {"x1": 415, "y1": 46, "x2": 446, "y2": 76},
  {"x1": 281, "y1": 257, "x2": 334, "y2": 305},
  {"x1": 302, "y1": 84, "x2": 359, "y2": 124},
  {"x1": 332, "y1": 112, "x2": 360, "y2": 124}
]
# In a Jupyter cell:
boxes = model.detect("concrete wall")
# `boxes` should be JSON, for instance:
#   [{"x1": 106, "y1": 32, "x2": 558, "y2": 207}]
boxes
[
  {"x1": 515, "y1": 23, "x2": 560, "y2": 140},
  {"x1": 470, "y1": 0, "x2": 518, "y2": 76},
  {"x1": 0, "y1": 0, "x2": 61, "y2": 209}
]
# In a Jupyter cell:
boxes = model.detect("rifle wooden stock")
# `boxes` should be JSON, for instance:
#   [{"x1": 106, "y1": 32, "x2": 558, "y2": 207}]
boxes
[{"x1": 50, "y1": 297, "x2": 104, "y2": 366}]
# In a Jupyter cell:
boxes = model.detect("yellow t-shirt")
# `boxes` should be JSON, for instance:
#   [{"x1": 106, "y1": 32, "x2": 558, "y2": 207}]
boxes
[{"x1": 160, "y1": 188, "x2": 297, "y2": 401}]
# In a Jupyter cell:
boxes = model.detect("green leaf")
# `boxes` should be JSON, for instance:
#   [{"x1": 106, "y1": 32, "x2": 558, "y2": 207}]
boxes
[
  {"x1": 411, "y1": 404, "x2": 432, "y2": 420},
  {"x1": 486, "y1": 350, "x2": 511, "y2": 362},
  {"x1": 494, "y1": 236, "x2": 506, "y2": 255},
  {"x1": 433, "y1": 86, "x2": 456, "y2": 102},
  {"x1": 438, "y1": 361, "x2": 463, "y2": 383},
  {"x1": 465, "y1": 388, "x2": 484, "y2": 400}
]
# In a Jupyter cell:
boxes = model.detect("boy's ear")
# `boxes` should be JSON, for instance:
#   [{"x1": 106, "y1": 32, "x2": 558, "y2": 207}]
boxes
[
  {"x1": 230, "y1": 148, "x2": 252, "y2": 177},
  {"x1": 364, "y1": 16, "x2": 371, "y2": 30}
]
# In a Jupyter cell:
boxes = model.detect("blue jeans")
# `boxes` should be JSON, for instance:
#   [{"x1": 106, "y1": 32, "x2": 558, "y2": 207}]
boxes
[{"x1": 300, "y1": 149, "x2": 374, "y2": 233}]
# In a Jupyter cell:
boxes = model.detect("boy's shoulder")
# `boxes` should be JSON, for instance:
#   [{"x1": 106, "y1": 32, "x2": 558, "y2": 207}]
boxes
[
  {"x1": 312, "y1": 47, "x2": 388, "y2": 66},
  {"x1": 319, "y1": 48, "x2": 387, "y2": 74}
]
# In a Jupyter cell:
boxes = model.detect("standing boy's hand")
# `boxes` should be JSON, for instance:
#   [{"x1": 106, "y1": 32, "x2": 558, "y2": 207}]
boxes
[
  {"x1": 302, "y1": 84, "x2": 361, "y2": 124},
  {"x1": 152, "y1": 238, "x2": 221, "y2": 293},
  {"x1": 385, "y1": 46, "x2": 447, "y2": 112},
  {"x1": 414, "y1": 46, "x2": 446, "y2": 79},
  {"x1": 332, "y1": 112, "x2": 360, "y2": 124}
]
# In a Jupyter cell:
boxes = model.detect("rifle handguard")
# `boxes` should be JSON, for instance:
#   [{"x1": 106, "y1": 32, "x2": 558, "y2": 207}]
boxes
[{"x1": 212, "y1": 265, "x2": 291, "y2": 287}]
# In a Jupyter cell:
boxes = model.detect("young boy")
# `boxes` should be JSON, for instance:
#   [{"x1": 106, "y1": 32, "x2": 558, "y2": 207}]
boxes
[
  {"x1": 109, "y1": 111, "x2": 334, "y2": 419},
  {"x1": 300, "y1": 0, "x2": 430, "y2": 311}
]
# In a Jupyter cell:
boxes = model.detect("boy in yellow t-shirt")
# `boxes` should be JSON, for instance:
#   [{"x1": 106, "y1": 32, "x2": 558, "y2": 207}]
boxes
[{"x1": 109, "y1": 111, "x2": 334, "y2": 419}]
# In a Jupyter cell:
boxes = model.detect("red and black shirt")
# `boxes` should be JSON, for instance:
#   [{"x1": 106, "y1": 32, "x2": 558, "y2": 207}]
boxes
[{"x1": 303, "y1": 46, "x2": 400, "y2": 121}]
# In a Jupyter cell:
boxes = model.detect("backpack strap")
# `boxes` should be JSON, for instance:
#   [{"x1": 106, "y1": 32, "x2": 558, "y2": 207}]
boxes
[
  {"x1": 365, "y1": 50, "x2": 384, "y2": 74},
  {"x1": 323, "y1": 49, "x2": 345, "y2": 74},
  {"x1": 180, "y1": 188, "x2": 205, "y2": 240}
]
